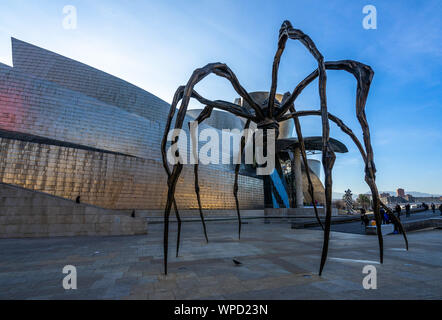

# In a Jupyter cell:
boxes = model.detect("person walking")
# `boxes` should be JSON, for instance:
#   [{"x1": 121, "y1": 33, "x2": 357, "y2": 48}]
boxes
[
  {"x1": 360, "y1": 208, "x2": 369, "y2": 227},
  {"x1": 431, "y1": 203, "x2": 436, "y2": 214},
  {"x1": 389, "y1": 212, "x2": 399, "y2": 234},
  {"x1": 395, "y1": 204, "x2": 402, "y2": 221},
  {"x1": 439, "y1": 204, "x2": 442, "y2": 216},
  {"x1": 405, "y1": 203, "x2": 411, "y2": 218},
  {"x1": 379, "y1": 207, "x2": 386, "y2": 224},
  {"x1": 384, "y1": 210, "x2": 390, "y2": 224}
]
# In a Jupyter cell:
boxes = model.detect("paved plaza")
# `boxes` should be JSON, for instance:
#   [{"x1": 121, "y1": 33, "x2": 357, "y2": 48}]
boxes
[{"x1": 0, "y1": 219, "x2": 441, "y2": 299}]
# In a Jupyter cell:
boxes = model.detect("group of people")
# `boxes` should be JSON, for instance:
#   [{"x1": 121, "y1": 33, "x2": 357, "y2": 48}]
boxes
[
  {"x1": 382, "y1": 207, "x2": 401, "y2": 233},
  {"x1": 389, "y1": 202, "x2": 442, "y2": 219},
  {"x1": 360, "y1": 201, "x2": 442, "y2": 232},
  {"x1": 393, "y1": 203, "x2": 410, "y2": 219},
  {"x1": 422, "y1": 202, "x2": 442, "y2": 215},
  {"x1": 360, "y1": 207, "x2": 401, "y2": 233},
  {"x1": 430, "y1": 202, "x2": 442, "y2": 215}
]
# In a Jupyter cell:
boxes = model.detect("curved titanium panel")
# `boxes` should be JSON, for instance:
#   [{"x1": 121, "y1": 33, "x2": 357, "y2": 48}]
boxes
[
  {"x1": 11, "y1": 38, "x2": 170, "y2": 123},
  {"x1": 307, "y1": 159, "x2": 321, "y2": 179},
  {"x1": 0, "y1": 136, "x2": 264, "y2": 210},
  {"x1": 0, "y1": 63, "x2": 239, "y2": 169},
  {"x1": 187, "y1": 108, "x2": 243, "y2": 131},
  {"x1": 0, "y1": 39, "x2": 266, "y2": 211},
  {"x1": 301, "y1": 167, "x2": 326, "y2": 205}
]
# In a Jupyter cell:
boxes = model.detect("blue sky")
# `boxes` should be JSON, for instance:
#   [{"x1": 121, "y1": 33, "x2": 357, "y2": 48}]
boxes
[{"x1": 0, "y1": 0, "x2": 441, "y2": 195}]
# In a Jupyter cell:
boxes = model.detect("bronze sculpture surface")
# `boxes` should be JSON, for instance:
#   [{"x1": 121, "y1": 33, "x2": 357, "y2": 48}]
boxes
[{"x1": 161, "y1": 20, "x2": 408, "y2": 275}]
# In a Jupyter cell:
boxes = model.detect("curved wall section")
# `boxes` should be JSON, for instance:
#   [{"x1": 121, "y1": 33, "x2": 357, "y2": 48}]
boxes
[
  {"x1": 0, "y1": 63, "x2": 238, "y2": 169},
  {"x1": 187, "y1": 109, "x2": 244, "y2": 131},
  {"x1": 0, "y1": 136, "x2": 264, "y2": 210},
  {"x1": 0, "y1": 38, "x2": 266, "y2": 213},
  {"x1": 11, "y1": 38, "x2": 170, "y2": 123},
  {"x1": 307, "y1": 159, "x2": 321, "y2": 179},
  {"x1": 0, "y1": 63, "x2": 159, "y2": 160},
  {"x1": 301, "y1": 168, "x2": 325, "y2": 205}
]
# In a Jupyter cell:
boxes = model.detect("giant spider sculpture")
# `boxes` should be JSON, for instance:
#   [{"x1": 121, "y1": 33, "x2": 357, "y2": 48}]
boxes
[{"x1": 161, "y1": 20, "x2": 408, "y2": 276}]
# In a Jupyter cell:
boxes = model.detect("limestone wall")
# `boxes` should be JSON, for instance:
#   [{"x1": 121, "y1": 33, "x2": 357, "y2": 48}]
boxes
[{"x1": 0, "y1": 182, "x2": 147, "y2": 238}]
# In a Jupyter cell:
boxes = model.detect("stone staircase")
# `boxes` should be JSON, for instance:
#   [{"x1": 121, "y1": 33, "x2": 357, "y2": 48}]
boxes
[{"x1": 0, "y1": 183, "x2": 147, "y2": 238}]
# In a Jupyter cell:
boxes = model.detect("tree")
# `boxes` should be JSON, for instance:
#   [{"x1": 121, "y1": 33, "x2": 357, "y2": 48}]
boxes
[
  {"x1": 357, "y1": 194, "x2": 371, "y2": 210},
  {"x1": 333, "y1": 199, "x2": 346, "y2": 210}
]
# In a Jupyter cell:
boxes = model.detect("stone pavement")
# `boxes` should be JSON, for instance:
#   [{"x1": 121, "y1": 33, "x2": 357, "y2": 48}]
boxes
[{"x1": 0, "y1": 220, "x2": 441, "y2": 299}]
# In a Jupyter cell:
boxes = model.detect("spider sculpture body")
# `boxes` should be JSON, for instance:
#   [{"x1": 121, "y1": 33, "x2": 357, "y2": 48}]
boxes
[{"x1": 161, "y1": 20, "x2": 408, "y2": 275}]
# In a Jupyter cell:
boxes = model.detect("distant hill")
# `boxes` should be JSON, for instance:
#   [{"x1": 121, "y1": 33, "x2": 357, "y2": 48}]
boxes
[
  {"x1": 364, "y1": 191, "x2": 441, "y2": 198},
  {"x1": 332, "y1": 191, "x2": 440, "y2": 200},
  {"x1": 333, "y1": 192, "x2": 345, "y2": 200},
  {"x1": 332, "y1": 192, "x2": 358, "y2": 200}
]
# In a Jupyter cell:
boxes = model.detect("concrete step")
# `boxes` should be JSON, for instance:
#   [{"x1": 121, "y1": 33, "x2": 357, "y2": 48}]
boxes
[{"x1": 0, "y1": 182, "x2": 147, "y2": 238}]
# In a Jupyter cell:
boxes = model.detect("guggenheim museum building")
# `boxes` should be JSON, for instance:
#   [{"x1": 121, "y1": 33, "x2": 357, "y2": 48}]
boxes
[{"x1": 0, "y1": 38, "x2": 347, "y2": 235}]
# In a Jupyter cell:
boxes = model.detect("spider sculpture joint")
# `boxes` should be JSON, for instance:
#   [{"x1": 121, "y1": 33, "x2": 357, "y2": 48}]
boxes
[{"x1": 161, "y1": 20, "x2": 408, "y2": 276}]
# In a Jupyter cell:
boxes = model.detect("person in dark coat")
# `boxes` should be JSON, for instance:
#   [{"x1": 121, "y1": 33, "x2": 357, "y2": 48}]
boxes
[
  {"x1": 405, "y1": 203, "x2": 411, "y2": 218},
  {"x1": 379, "y1": 207, "x2": 386, "y2": 224},
  {"x1": 389, "y1": 212, "x2": 399, "y2": 233},
  {"x1": 384, "y1": 211, "x2": 390, "y2": 224},
  {"x1": 439, "y1": 204, "x2": 442, "y2": 216},
  {"x1": 431, "y1": 203, "x2": 436, "y2": 213},
  {"x1": 360, "y1": 208, "x2": 369, "y2": 227},
  {"x1": 395, "y1": 204, "x2": 402, "y2": 220}
]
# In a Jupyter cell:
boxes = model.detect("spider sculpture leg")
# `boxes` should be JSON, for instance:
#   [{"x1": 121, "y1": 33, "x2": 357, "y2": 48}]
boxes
[
  {"x1": 190, "y1": 93, "x2": 255, "y2": 245},
  {"x1": 325, "y1": 60, "x2": 385, "y2": 263},
  {"x1": 172, "y1": 201, "x2": 181, "y2": 258},
  {"x1": 281, "y1": 92, "x2": 324, "y2": 230},
  {"x1": 161, "y1": 63, "x2": 258, "y2": 274},
  {"x1": 163, "y1": 163, "x2": 182, "y2": 275},
  {"x1": 189, "y1": 106, "x2": 214, "y2": 243},
  {"x1": 189, "y1": 98, "x2": 256, "y2": 242},
  {"x1": 290, "y1": 104, "x2": 324, "y2": 230},
  {"x1": 162, "y1": 83, "x2": 254, "y2": 264},
  {"x1": 193, "y1": 164, "x2": 209, "y2": 242},
  {"x1": 233, "y1": 119, "x2": 252, "y2": 240},
  {"x1": 280, "y1": 109, "x2": 408, "y2": 252},
  {"x1": 277, "y1": 59, "x2": 410, "y2": 266},
  {"x1": 276, "y1": 61, "x2": 382, "y2": 270},
  {"x1": 161, "y1": 86, "x2": 186, "y2": 258},
  {"x1": 272, "y1": 21, "x2": 336, "y2": 275},
  {"x1": 190, "y1": 108, "x2": 251, "y2": 240},
  {"x1": 380, "y1": 201, "x2": 408, "y2": 250}
]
